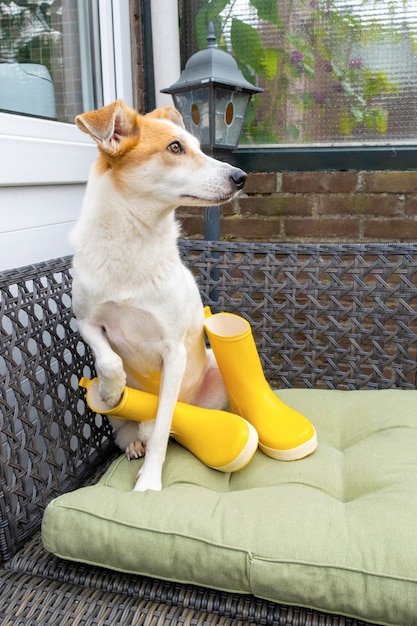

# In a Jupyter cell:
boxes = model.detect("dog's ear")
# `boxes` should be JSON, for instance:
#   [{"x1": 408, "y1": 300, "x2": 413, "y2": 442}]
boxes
[
  {"x1": 145, "y1": 106, "x2": 185, "y2": 129},
  {"x1": 75, "y1": 100, "x2": 139, "y2": 153}
]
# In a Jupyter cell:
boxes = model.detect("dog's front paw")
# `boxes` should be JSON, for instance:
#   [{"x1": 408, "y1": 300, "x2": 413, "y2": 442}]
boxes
[
  {"x1": 99, "y1": 372, "x2": 126, "y2": 408},
  {"x1": 133, "y1": 467, "x2": 162, "y2": 492},
  {"x1": 126, "y1": 440, "x2": 146, "y2": 460}
]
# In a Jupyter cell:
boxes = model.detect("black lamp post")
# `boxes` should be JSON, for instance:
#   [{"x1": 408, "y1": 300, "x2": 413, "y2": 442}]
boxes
[{"x1": 161, "y1": 22, "x2": 262, "y2": 242}]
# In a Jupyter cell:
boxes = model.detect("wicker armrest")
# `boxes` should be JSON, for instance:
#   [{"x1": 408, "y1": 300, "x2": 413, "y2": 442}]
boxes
[{"x1": 0, "y1": 257, "x2": 115, "y2": 561}]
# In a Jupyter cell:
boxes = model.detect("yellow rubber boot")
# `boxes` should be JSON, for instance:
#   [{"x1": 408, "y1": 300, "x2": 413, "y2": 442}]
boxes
[
  {"x1": 204, "y1": 311, "x2": 317, "y2": 461},
  {"x1": 79, "y1": 377, "x2": 258, "y2": 472}
]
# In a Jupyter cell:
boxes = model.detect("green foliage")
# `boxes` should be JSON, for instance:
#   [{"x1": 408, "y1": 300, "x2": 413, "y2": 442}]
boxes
[
  {"x1": 363, "y1": 68, "x2": 400, "y2": 100},
  {"x1": 230, "y1": 18, "x2": 264, "y2": 75},
  {"x1": 250, "y1": 0, "x2": 281, "y2": 26},
  {"x1": 195, "y1": 0, "x2": 229, "y2": 49},
  {"x1": 194, "y1": 0, "x2": 414, "y2": 143},
  {"x1": 0, "y1": 1, "x2": 57, "y2": 68}
]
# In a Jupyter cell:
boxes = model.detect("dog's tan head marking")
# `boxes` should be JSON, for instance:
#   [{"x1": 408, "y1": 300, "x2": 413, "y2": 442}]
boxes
[
  {"x1": 75, "y1": 101, "x2": 190, "y2": 176},
  {"x1": 76, "y1": 100, "x2": 247, "y2": 205},
  {"x1": 75, "y1": 100, "x2": 140, "y2": 157},
  {"x1": 145, "y1": 106, "x2": 185, "y2": 129},
  {"x1": 76, "y1": 102, "x2": 185, "y2": 154}
]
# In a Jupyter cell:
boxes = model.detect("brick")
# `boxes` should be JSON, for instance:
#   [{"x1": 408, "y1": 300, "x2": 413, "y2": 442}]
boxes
[
  {"x1": 243, "y1": 172, "x2": 277, "y2": 194},
  {"x1": 285, "y1": 218, "x2": 359, "y2": 240},
  {"x1": 177, "y1": 207, "x2": 191, "y2": 219},
  {"x1": 404, "y1": 195, "x2": 417, "y2": 216},
  {"x1": 177, "y1": 203, "x2": 235, "y2": 228},
  {"x1": 221, "y1": 216, "x2": 282, "y2": 240},
  {"x1": 178, "y1": 215, "x2": 204, "y2": 238},
  {"x1": 318, "y1": 194, "x2": 400, "y2": 216},
  {"x1": 220, "y1": 199, "x2": 239, "y2": 216},
  {"x1": 363, "y1": 218, "x2": 417, "y2": 240},
  {"x1": 363, "y1": 171, "x2": 417, "y2": 193},
  {"x1": 239, "y1": 195, "x2": 312, "y2": 216},
  {"x1": 282, "y1": 172, "x2": 358, "y2": 193}
]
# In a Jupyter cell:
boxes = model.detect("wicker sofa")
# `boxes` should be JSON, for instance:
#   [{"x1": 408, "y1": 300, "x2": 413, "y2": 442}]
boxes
[{"x1": 1, "y1": 239, "x2": 417, "y2": 626}]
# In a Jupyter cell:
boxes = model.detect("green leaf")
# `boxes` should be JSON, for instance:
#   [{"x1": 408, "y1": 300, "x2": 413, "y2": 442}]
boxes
[
  {"x1": 286, "y1": 35, "x2": 303, "y2": 49},
  {"x1": 288, "y1": 123, "x2": 300, "y2": 140},
  {"x1": 206, "y1": 0, "x2": 230, "y2": 21},
  {"x1": 195, "y1": 6, "x2": 210, "y2": 50},
  {"x1": 230, "y1": 18, "x2": 264, "y2": 74},
  {"x1": 301, "y1": 93, "x2": 314, "y2": 110},
  {"x1": 351, "y1": 107, "x2": 363, "y2": 122},
  {"x1": 195, "y1": 1, "x2": 229, "y2": 50},
  {"x1": 364, "y1": 108, "x2": 388, "y2": 134},
  {"x1": 302, "y1": 62, "x2": 315, "y2": 77},
  {"x1": 250, "y1": 0, "x2": 281, "y2": 27},
  {"x1": 375, "y1": 109, "x2": 388, "y2": 133},
  {"x1": 338, "y1": 111, "x2": 355, "y2": 136},
  {"x1": 243, "y1": 98, "x2": 257, "y2": 128},
  {"x1": 245, "y1": 122, "x2": 280, "y2": 143},
  {"x1": 341, "y1": 80, "x2": 355, "y2": 97},
  {"x1": 364, "y1": 69, "x2": 399, "y2": 100},
  {"x1": 261, "y1": 48, "x2": 278, "y2": 80},
  {"x1": 302, "y1": 49, "x2": 315, "y2": 64}
]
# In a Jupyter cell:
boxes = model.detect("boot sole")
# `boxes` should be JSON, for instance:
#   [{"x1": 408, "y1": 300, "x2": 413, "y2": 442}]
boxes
[
  {"x1": 259, "y1": 430, "x2": 318, "y2": 461},
  {"x1": 213, "y1": 421, "x2": 259, "y2": 472}
]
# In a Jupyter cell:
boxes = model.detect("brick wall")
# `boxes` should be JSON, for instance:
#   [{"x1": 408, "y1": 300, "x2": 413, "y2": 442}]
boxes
[{"x1": 177, "y1": 170, "x2": 417, "y2": 243}]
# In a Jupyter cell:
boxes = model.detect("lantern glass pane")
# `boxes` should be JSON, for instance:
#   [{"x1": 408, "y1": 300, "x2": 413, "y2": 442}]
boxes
[
  {"x1": 214, "y1": 89, "x2": 249, "y2": 147},
  {"x1": 173, "y1": 88, "x2": 210, "y2": 145}
]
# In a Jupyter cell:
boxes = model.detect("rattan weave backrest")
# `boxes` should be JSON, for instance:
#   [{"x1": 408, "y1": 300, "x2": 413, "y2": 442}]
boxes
[
  {"x1": 1, "y1": 242, "x2": 416, "y2": 560},
  {"x1": 181, "y1": 241, "x2": 417, "y2": 390}
]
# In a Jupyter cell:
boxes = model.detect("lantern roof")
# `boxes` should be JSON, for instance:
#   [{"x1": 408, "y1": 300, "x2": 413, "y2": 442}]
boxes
[{"x1": 161, "y1": 22, "x2": 263, "y2": 95}]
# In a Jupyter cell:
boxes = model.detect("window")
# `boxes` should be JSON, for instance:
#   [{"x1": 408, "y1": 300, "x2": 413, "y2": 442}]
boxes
[
  {"x1": 0, "y1": 0, "x2": 133, "y2": 270},
  {"x1": 179, "y1": 1, "x2": 417, "y2": 149},
  {"x1": 0, "y1": 0, "x2": 103, "y2": 121}
]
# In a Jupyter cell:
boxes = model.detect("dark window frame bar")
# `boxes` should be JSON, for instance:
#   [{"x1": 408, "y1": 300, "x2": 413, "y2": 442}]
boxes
[{"x1": 230, "y1": 145, "x2": 417, "y2": 172}]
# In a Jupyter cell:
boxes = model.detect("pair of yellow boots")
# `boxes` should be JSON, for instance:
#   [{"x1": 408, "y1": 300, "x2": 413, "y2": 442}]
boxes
[{"x1": 80, "y1": 310, "x2": 317, "y2": 472}]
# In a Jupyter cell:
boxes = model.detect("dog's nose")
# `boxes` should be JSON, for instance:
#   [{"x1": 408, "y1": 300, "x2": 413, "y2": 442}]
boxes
[{"x1": 230, "y1": 168, "x2": 247, "y2": 190}]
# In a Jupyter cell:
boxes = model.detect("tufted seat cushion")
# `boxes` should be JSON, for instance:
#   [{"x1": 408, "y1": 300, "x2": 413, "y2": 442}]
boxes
[{"x1": 42, "y1": 389, "x2": 417, "y2": 626}]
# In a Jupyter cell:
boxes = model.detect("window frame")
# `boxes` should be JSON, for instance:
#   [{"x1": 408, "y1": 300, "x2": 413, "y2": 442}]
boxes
[{"x1": 231, "y1": 144, "x2": 417, "y2": 172}]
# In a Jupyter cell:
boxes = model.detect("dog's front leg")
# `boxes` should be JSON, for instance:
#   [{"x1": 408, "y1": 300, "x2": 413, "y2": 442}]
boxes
[
  {"x1": 133, "y1": 343, "x2": 187, "y2": 492},
  {"x1": 77, "y1": 319, "x2": 126, "y2": 407}
]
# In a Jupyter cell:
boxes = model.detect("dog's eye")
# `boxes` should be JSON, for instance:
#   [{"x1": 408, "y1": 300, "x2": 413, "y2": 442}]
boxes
[{"x1": 167, "y1": 141, "x2": 183, "y2": 154}]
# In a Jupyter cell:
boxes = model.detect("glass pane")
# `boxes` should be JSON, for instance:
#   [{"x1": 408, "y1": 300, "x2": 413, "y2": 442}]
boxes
[
  {"x1": 174, "y1": 87, "x2": 211, "y2": 144},
  {"x1": 180, "y1": 0, "x2": 417, "y2": 145},
  {"x1": 215, "y1": 89, "x2": 249, "y2": 147},
  {"x1": 0, "y1": 0, "x2": 101, "y2": 122}
]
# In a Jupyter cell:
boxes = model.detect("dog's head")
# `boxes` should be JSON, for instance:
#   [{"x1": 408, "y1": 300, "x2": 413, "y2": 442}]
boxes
[{"x1": 76, "y1": 100, "x2": 247, "y2": 207}]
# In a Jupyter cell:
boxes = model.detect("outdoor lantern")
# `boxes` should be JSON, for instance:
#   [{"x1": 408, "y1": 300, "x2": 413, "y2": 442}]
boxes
[{"x1": 161, "y1": 22, "x2": 262, "y2": 155}]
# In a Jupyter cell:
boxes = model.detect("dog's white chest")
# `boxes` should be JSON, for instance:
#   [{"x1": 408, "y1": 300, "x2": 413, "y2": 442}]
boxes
[{"x1": 95, "y1": 301, "x2": 164, "y2": 370}]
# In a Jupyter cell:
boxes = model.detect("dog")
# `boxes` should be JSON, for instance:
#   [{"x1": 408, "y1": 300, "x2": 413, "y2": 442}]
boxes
[{"x1": 70, "y1": 100, "x2": 247, "y2": 491}]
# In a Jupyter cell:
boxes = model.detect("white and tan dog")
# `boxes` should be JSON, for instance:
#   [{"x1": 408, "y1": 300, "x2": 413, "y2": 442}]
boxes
[{"x1": 71, "y1": 100, "x2": 247, "y2": 492}]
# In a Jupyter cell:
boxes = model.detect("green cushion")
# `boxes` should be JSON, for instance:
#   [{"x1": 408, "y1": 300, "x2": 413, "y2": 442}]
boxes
[{"x1": 42, "y1": 389, "x2": 417, "y2": 626}]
